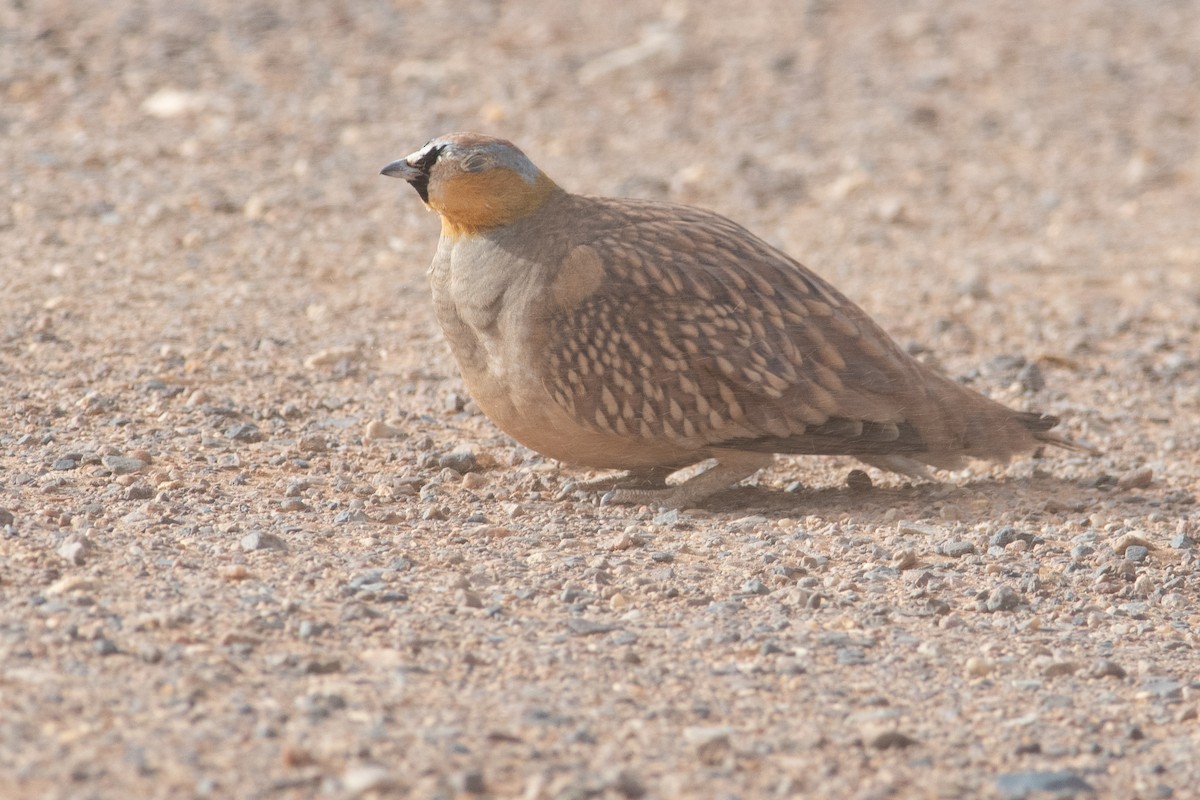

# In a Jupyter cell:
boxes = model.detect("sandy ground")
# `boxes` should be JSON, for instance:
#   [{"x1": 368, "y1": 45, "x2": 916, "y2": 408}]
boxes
[{"x1": 2, "y1": 0, "x2": 1199, "y2": 797}]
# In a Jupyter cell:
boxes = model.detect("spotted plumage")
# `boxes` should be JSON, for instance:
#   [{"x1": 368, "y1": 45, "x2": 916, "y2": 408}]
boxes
[{"x1": 381, "y1": 133, "x2": 1087, "y2": 507}]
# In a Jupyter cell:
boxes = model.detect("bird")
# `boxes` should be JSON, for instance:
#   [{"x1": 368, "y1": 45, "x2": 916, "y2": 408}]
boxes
[{"x1": 381, "y1": 132, "x2": 1087, "y2": 508}]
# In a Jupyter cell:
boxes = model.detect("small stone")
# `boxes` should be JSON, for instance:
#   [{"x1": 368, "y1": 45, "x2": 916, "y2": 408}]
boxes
[
  {"x1": 304, "y1": 346, "x2": 358, "y2": 369},
  {"x1": 342, "y1": 764, "x2": 397, "y2": 796},
  {"x1": 1015, "y1": 361, "x2": 1045, "y2": 392},
  {"x1": 297, "y1": 435, "x2": 326, "y2": 453},
  {"x1": 57, "y1": 535, "x2": 91, "y2": 565},
  {"x1": 224, "y1": 423, "x2": 262, "y2": 443},
  {"x1": 994, "y1": 770, "x2": 1093, "y2": 799},
  {"x1": 279, "y1": 498, "x2": 307, "y2": 512},
  {"x1": 1116, "y1": 466, "x2": 1154, "y2": 490},
  {"x1": 1042, "y1": 661, "x2": 1080, "y2": 678},
  {"x1": 1169, "y1": 533, "x2": 1194, "y2": 549},
  {"x1": 1112, "y1": 532, "x2": 1154, "y2": 555},
  {"x1": 683, "y1": 726, "x2": 733, "y2": 764},
  {"x1": 1137, "y1": 677, "x2": 1183, "y2": 702},
  {"x1": 94, "y1": 638, "x2": 119, "y2": 656},
  {"x1": 1005, "y1": 540, "x2": 1029, "y2": 554},
  {"x1": 984, "y1": 585, "x2": 1024, "y2": 612},
  {"x1": 846, "y1": 469, "x2": 872, "y2": 492},
  {"x1": 867, "y1": 729, "x2": 918, "y2": 750},
  {"x1": 472, "y1": 525, "x2": 515, "y2": 538},
  {"x1": 52, "y1": 458, "x2": 78, "y2": 471},
  {"x1": 124, "y1": 483, "x2": 154, "y2": 500},
  {"x1": 462, "y1": 471, "x2": 487, "y2": 490},
  {"x1": 1086, "y1": 659, "x2": 1128, "y2": 679},
  {"x1": 456, "y1": 589, "x2": 483, "y2": 608},
  {"x1": 740, "y1": 578, "x2": 769, "y2": 595},
  {"x1": 566, "y1": 619, "x2": 619, "y2": 637},
  {"x1": 965, "y1": 656, "x2": 993, "y2": 678},
  {"x1": 439, "y1": 448, "x2": 478, "y2": 473},
  {"x1": 942, "y1": 540, "x2": 976, "y2": 558},
  {"x1": 1125, "y1": 545, "x2": 1149, "y2": 562},
  {"x1": 221, "y1": 565, "x2": 250, "y2": 581},
  {"x1": 989, "y1": 526, "x2": 1024, "y2": 548},
  {"x1": 101, "y1": 455, "x2": 147, "y2": 475},
  {"x1": 364, "y1": 420, "x2": 404, "y2": 441},
  {"x1": 0, "y1": 508, "x2": 14, "y2": 526},
  {"x1": 609, "y1": 592, "x2": 630, "y2": 611},
  {"x1": 891, "y1": 549, "x2": 919, "y2": 570},
  {"x1": 456, "y1": 770, "x2": 486, "y2": 795},
  {"x1": 241, "y1": 531, "x2": 287, "y2": 552}
]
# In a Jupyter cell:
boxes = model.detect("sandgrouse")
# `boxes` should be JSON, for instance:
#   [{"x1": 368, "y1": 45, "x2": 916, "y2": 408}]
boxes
[{"x1": 381, "y1": 133, "x2": 1083, "y2": 507}]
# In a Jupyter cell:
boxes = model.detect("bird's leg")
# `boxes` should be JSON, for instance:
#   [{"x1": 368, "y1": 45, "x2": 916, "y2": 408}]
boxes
[
  {"x1": 601, "y1": 451, "x2": 774, "y2": 509},
  {"x1": 555, "y1": 465, "x2": 676, "y2": 500}
]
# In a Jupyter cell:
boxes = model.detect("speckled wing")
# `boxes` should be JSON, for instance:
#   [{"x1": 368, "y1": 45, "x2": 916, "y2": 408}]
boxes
[{"x1": 541, "y1": 197, "x2": 945, "y2": 458}]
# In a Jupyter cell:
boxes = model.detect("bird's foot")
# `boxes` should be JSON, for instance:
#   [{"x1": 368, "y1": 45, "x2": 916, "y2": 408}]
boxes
[{"x1": 560, "y1": 452, "x2": 773, "y2": 509}]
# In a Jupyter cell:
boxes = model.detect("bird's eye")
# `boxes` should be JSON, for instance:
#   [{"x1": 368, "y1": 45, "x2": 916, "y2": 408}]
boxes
[{"x1": 462, "y1": 153, "x2": 489, "y2": 173}]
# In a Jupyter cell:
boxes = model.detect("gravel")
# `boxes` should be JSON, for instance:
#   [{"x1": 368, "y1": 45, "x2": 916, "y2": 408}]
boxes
[{"x1": 1, "y1": 0, "x2": 1198, "y2": 798}]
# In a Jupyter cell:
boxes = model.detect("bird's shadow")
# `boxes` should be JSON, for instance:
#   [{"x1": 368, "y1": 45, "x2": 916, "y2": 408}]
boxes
[{"x1": 698, "y1": 474, "x2": 1175, "y2": 524}]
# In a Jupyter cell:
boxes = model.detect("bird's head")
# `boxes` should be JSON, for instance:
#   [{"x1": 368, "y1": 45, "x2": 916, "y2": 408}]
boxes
[{"x1": 381, "y1": 133, "x2": 560, "y2": 237}]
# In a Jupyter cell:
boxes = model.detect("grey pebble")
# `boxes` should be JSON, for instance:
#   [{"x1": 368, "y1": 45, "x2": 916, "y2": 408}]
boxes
[
  {"x1": 0, "y1": 507, "x2": 13, "y2": 526},
  {"x1": 57, "y1": 536, "x2": 91, "y2": 565},
  {"x1": 52, "y1": 457, "x2": 78, "y2": 471},
  {"x1": 1125, "y1": 545, "x2": 1149, "y2": 562},
  {"x1": 941, "y1": 540, "x2": 976, "y2": 558},
  {"x1": 1138, "y1": 677, "x2": 1183, "y2": 701},
  {"x1": 241, "y1": 531, "x2": 287, "y2": 552},
  {"x1": 984, "y1": 585, "x2": 1025, "y2": 612},
  {"x1": 124, "y1": 483, "x2": 154, "y2": 500},
  {"x1": 740, "y1": 578, "x2": 770, "y2": 595},
  {"x1": 455, "y1": 770, "x2": 486, "y2": 795},
  {"x1": 438, "y1": 448, "x2": 478, "y2": 473},
  {"x1": 101, "y1": 455, "x2": 147, "y2": 475},
  {"x1": 94, "y1": 637, "x2": 119, "y2": 656},
  {"x1": 224, "y1": 423, "x2": 262, "y2": 443},
  {"x1": 1170, "y1": 532, "x2": 1194, "y2": 549},
  {"x1": 1087, "y1": 659, "x2": 1128, "y2": 679},
  {"x1": 567, "y1": 619, "x2": 619, "y2": 637},
  {"x1": 994, "y1": 770, "x2": 1094, "y2": 799}
]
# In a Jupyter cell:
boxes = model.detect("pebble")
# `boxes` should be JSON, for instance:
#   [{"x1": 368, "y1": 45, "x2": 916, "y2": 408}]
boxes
[
  {"x1": 455, "y1": 770, "x2": 486, "y2": 795},
  {"x1": 297, "y1": 435, "x2": 326, "y2": 453},
  {"x1": 995, "y1": 770, "x2": 1093, "y2": 799},
  {"x1": 1042, "y1": 661, "x2": 1079, "y2": 678},
  {"x1": 241, "y1": 531, "x2": 287, "y2": 551},
  {"x1": 342, "y1": 764, "x2": 398, "y2": 796},
  {"x1": 363, "y1": 419, "x2": 405, "y2": 441},
  {"x1": 124, "y1": 483, "x2": 154, "y2": 500},
  {"x1": 439, "y1": 448, "x2": 478, "y2": 473},
  {"x1": 941, "y1": 540, "x2": 976, "y2": 558},
  {"x1": 57, "y1": 535, "x2": 91, "y2": 565},
  {"x1": 965, "y1": 657, "x2": 993, "y2": 678},
  {"x1": 224, "y1": 423, "x2": 262, "y2": 443},
  {"x1": 1112, "y1": 532, "x2": 1153, "y2": 555},
  {"x1": 0, "y1": 507, "x2": 13, "y2": 526},
  {"x1": 102, "y1": 455, "x2": 147, "y2": 475},
  {"x1": 846, "y1": 469, "x2": 872, "y2": 492},
  {"x1": 1117, "y1": 466, "x2": 1154, "y2": 490},
  {"x1": 1087, "y1": 659, "x2": 1128, "y2": 679},
  {"x1": 1125, "y1": 545, "x2": 1149, "y2": 562},
  {"x1": 984, "y1": 585, "x2": 1024, "y2": 612}
]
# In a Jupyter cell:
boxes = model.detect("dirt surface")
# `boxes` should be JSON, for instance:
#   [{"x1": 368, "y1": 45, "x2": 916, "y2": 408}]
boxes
[{"x1": 2, "y1": 1, "x2": 1199, "y2": 798}]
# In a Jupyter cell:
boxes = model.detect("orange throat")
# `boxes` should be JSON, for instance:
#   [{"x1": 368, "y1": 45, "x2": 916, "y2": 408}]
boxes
[{"x1": 431, "y1": 171, "x2": 560, "y2": 237}]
